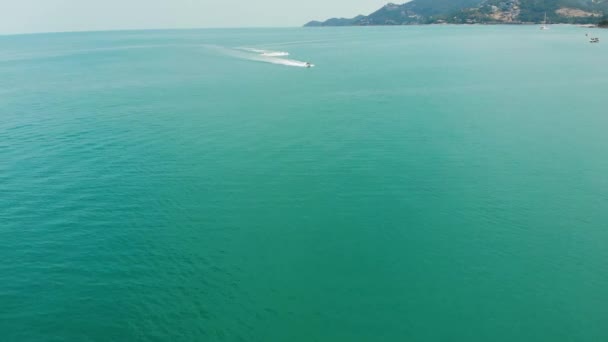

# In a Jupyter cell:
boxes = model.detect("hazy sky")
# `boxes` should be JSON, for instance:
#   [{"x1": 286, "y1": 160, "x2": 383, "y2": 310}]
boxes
[{"x1": 0, "y1": 0, "x2": 390, "y2": 35}]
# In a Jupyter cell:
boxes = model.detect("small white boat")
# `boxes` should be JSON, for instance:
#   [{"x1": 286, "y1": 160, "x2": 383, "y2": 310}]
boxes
[{"x1": 540, "y1": 13, "x2": 549, "y2": 30}]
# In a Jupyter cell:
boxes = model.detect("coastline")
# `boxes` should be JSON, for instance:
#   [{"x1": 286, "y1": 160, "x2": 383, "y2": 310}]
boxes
[{"x1": 304, "y1": 23, "x2": 601, "y2": 28}]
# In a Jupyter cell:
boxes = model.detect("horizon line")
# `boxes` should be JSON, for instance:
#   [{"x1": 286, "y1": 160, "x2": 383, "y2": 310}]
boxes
[{"x1": 0, "y1": 25, "x2": 304, "y2": 38}]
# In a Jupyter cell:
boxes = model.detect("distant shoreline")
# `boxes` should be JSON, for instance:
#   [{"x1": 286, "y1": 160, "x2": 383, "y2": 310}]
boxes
[
  {"x1": 305, "y1": 0, "x2": 608, "y2": 28},
  {"x1": 304, "y1": 23, "x2": 600, "y2": 28}
]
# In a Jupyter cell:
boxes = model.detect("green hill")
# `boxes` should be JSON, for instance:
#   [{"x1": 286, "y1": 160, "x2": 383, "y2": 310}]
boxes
[{"x1": 304, "y1": 0, "x2": 608, "y2": 26}]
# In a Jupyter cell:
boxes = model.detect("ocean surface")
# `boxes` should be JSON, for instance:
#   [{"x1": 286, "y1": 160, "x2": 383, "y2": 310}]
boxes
[{"x1": 1, "y1": 26, "x2": 607, "y2": 341}]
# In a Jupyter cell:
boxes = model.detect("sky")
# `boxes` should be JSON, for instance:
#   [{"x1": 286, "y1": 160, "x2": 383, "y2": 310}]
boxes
[{"x1": 0, "y1": 0, "x2": 391, "y2": 35}]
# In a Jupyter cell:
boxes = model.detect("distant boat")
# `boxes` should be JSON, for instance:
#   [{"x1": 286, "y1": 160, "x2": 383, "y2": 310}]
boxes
[
  {"x1": 590, "y1": 37, "x2": 600, "y2": 43},
  {"x1": 540, "y1": 13, "x2": 549, "y2": 30}
]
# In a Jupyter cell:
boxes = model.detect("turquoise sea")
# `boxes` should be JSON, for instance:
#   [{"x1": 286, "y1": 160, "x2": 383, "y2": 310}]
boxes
[{"x1": 1, "y1": 26, "x2": 608, "y2": 341}]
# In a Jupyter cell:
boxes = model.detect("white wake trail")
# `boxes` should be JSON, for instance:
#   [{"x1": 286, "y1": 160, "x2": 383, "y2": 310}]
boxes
[
  {"x1": 261, "y1": 52, "x2": 290, "y2": 57},
  {"x1": 239, "y1": 47, "x2": 290, "y2": 57},
  {"x1": 258, "y1": 56, "x2": 314, "y2": 68},
  {"x1": 207, "y1": 45, "x2": 314, "y2": 68}
]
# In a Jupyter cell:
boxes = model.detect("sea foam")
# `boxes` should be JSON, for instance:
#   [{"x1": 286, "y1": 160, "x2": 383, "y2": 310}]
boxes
[{"x1": 234, "y1": 47, "x2": 313, "y2": 68}]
